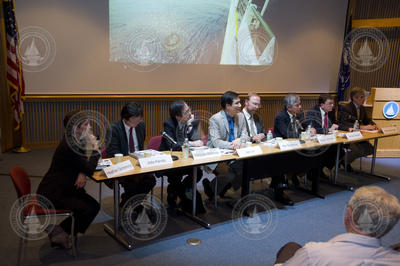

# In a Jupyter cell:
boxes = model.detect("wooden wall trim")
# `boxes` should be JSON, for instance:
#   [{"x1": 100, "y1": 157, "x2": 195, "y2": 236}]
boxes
[{"x1": 353, "y1": 18, "x2": 400, "y2": 28}]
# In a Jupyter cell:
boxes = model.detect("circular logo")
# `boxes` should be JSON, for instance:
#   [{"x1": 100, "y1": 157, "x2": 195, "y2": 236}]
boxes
[
  {"x1": 382, "y1": 101, "x2": 399, "y2": 119},
  {"x1": 232, "y1": 194, "x2": 277, "y2": 240},
  {"x1": 120, "y1": 194, "x2": 168, "y2": 241},
  {"x1": 64, "y1": 110, "x2": 110, "y2": 157},
  {"x1": 19, "y1": 26, "x2": 56, "y2": 72},
  {"x1": 346, "y1": 27, "x2": 389, "y2": 72},
  {"x1": 344, "y1": 199, "x2": 389, "y2": 238},
  {"x1": 237, "y1": 31, "x2": 278, "y2": 72},
  {"x1": 122, "y1": 28, "x2": 162, "y2": 72},
  {"x1": 9, "y1": 194, "x2": 56, "y2": 240},
  {"x1": 190, "y1": 110, "x2": 213, "y2": 138}
]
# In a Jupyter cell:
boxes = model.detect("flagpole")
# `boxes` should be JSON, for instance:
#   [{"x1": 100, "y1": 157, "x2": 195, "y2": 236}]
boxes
[{"x1": 13, "y1": 114, "x2": 30, "y2": 153}]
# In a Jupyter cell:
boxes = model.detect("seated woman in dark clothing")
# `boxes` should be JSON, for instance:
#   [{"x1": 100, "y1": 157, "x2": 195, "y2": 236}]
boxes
[{"x1": 37, "y1": 110, "x2": 100, "y2": 249}]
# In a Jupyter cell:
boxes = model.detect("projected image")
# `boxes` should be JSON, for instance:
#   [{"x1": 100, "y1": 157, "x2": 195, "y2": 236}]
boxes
[{"x1": 110, "y1": 0, "x2": 276, "y2": 66}]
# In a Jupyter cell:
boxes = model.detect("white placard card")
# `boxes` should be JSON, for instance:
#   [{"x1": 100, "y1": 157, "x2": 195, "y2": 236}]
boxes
[
  {"x1": 278, "y1": 140, "x2": 302, "y2": 151},
  {"x1": 236, "y1": 146, "x2": 263, "y2": 157},
  {"x1": 191, "y1": 148, "x2": 221, "y2": 160},
  {"x1": 138, "y1": 154, "x2": 173, "y2": 168},
  {"x1": 317, "y1": 134, "x2": 337, "y2": 144},
  {"x1": 381, "y1": 127, "x2": 398, "y2": 134},
  {"x1": 103, "y1": 160, "x2": 134, "y2": 178},
  {"x1": 345, "y1": 131, "x2": 363, "y2": 140}
]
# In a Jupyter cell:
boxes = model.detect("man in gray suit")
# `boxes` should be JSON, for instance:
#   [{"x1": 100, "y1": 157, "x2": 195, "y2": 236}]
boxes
[{"x1": 202, "y1": 91, "x2": 249, "y2": 200}]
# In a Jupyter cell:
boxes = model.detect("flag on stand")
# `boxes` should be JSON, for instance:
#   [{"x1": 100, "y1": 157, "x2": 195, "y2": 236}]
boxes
[
  {"x1": 336, "y1": 17, "x2": 352, "y2": 103},
  {"x1": 3, "y1": 0, "x2": 25, "y2": 130}
]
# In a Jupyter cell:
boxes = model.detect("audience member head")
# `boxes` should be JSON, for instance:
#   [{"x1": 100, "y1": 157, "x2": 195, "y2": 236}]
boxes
[
  {"x1": 170, "y1": 100, "x2": 192, "y2": 124},
  {"x1": 63, "y1": 110, "x2": 91, "y2": 139},
  {"x1": 284, "y1": 94, "x2": 301, "y2": 115},
  {"x1": 245, "y1": 93, "x2": 261, "y2": 115},
  {"x1": 221, "y1": 91, "x2": 241, "y2": 117},
  {"x1": 345, "y1": 186, "x2": 400, "y2": 238},
  {"x1": 121, "y1": 102, "x2": 143, "y2": 128},
  {"x1": 350, "y1": 87, "x2": 366, "y2": 106},
  {"x1": 318, "y1": 94, "x2": 335, "y2": 113}
]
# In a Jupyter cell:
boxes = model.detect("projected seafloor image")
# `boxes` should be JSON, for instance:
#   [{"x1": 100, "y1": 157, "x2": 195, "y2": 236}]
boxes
[{"x1": 110, "y1": 0, "x2": 276, "y2": 65}]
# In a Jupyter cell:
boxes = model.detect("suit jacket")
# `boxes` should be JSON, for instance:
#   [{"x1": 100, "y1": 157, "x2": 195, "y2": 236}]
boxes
[
  {"x1": 106, "y1": 120, "x2": 145, "y2": 156},
  {"x1": 306, "y1": 105, "x2": 337, "y2": 134},
  {"x1": 273, "y1": 108, "x2": 303, "y2": 139},
  {"x1": 242, "y1": 111, "x2": 267, "y2": 142},
  {"x1": 37, "y1": 137, "x2": 100, "y2": 201},
  {"x1": 207, "y1": 110, "x2": 249, "y2": 149},
  {"x1": 338, "y1": 102, "x2": 375, "y2": 131},
  {"x1": 159, "y1": 118, "x2": 201, "y2": 151}
]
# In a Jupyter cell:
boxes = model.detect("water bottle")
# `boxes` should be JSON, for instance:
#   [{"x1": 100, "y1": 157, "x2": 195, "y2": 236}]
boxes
[
  {"x1": 306, "y1": 125, "x2": 312, "y2": 140},
  {"x1": 182, "y1": 138, "x2": 189, "y2": 158},
  {"x1": 266, "y1": 130, "x2": 273, "y2": 141},
  {"x1": 353, "y1": 120, "x2": 360, "y2": 132}
]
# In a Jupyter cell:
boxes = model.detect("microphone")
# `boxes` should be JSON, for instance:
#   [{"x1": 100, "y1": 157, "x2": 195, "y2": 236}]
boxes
[{"x1": 161, "y1": 131, "x2": 177, "y2": 145}]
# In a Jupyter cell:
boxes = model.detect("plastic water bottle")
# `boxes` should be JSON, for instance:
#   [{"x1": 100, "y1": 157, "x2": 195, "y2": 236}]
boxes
[
  {"x1": 353, "y1": 120, "x2": 360, "y2": 132},
  {"x1": 266, "y1": 130, "x2": 273, "y2": 141},
  {"x1": 306, "y1": 125, "x2": 312, "y2": 140},
  {"x1": 182, "y1": 138, "x2": 189, "y2": 158}
]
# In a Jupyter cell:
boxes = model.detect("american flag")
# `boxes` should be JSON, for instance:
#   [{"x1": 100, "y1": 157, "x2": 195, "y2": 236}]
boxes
[{"x1": 3, "y1": 0, "x2": 25, "y2": 130}]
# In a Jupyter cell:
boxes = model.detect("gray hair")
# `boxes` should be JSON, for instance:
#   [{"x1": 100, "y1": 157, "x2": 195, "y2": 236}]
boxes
[
  {"x1": 283, "y1": 94, "x2": 300, "y2": 108},
  {"x1": 348, "y1": 186, "x2": 400, "y2": 238}
]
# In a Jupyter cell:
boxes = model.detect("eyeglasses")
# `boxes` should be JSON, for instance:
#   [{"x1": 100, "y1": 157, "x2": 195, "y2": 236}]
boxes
[{"x1": 183, "y1": 108, "x2": 191, "y2": 116}]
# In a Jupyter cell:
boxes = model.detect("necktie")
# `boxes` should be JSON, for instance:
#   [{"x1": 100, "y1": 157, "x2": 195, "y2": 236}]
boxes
[
  {"x1": 324, "y1": 113, "x2": 328, "y2": 128},
  {"x1": 357, "y1": 108, "x2": 360, "y2": 120},
  {"x1": 129, "y1": 127, "x2": 135, "y2": 153},
  {"x1": 250, "y1": 116, "x2": 257, "y2": 137},
  {"x1": 228, "y1": 118, "x2": 235, "y2": 142}
]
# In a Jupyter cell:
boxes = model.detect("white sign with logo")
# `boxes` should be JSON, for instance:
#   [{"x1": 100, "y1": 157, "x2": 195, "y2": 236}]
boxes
[
  {"x1": 236, "y1": 146, "x2": 263, "y2": 158},
  {"x1": 278, "y1": 140, "x2": 302, "y2": 151},
  {"x1": 138, "y1": 154, "x2": 173, "y2": 168},
  {"x1": 317, "y1": 134, "x2": 337, "y2": 144},
  {"x1": 381, "y1": 127, "x2": 398, "y2": 134},
  {"x1": 382, "y1": 101, "x2": 399, "y2": 119},
  {"x1": 345, "y1": 131, "x2": 363, "y2": 140},
  {"x1": 191, "y1": 148, "x2": 221, "y2": 160},
  {"x1": 103, "y1": 160, "x2": 134, "y2": 178}
]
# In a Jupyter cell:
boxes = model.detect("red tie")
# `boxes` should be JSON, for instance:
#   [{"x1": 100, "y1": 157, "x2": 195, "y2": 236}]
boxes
[
  {"x1": 129, "y1": 127, "x2": 135, "y2": 153},
  {"x1": 324, "y1": 113, "x2": 328, "y2": 128}
]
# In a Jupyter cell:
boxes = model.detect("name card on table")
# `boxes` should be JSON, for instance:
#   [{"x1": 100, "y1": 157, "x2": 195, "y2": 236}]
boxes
[
  {"x1": 191, "y1": 148, "x2": 221, "y2": 160},
  {"x1": 278, "y1": 140, "x2": 302, "y2": 151},
  {"x1": 381, "y1": 127, "x2": 398, "y2": 134},
  {"x1": 345, "y1": 131, "x2": 363, "y2": 140},
  {"x1": 138, "y1": 154, "x2": 173, "y2": 168},
  {"x1": 317, "y1": 134, "x2": 337, "y2": 144},
  {"x1": 103, "y1": 160, "x2": 134, "y2": 178},
  {"x1": 236, "y1": 146, "x2": 263, "y2": 158}
]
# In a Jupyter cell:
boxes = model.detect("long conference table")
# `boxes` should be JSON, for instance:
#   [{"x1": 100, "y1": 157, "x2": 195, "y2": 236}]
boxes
[{"x1": 91, "y1": 130, "x2": 399, "y2": 249}]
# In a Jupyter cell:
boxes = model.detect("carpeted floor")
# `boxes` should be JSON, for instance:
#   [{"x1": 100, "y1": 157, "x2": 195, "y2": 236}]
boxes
[{"x1": 0, "y1": 147, "x2": 399, "y2": 266}]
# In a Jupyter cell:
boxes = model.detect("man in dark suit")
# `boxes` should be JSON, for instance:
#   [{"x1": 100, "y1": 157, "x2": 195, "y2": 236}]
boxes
[
  {"x1": 158, "y1": 100, "x2": 204, "y2": 212},
  {"x1": 242, "y1": 92, "x2": 267, "y2": 142},
  {"x1": 106, "y1": 102, "x2": 156, "y2": 207},
  {"x1": 338, "y1": 87, "x2": 379, "y2": 169}
]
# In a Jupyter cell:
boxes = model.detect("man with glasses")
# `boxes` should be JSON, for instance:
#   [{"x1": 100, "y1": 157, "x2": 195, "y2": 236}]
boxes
[
  {"x1": 106, "y1": 102, "x2": 156, "y2": 207},
  {"x1": 242, "y1": 92, "x2": 267, "y2": 142},
  {"x1": 158, "y1": 100, "x2": 205, "y2": 213}
]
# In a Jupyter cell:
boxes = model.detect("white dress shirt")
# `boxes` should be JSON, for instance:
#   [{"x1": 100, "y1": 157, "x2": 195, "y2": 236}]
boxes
[
  {"x1": 281, "y1": 233, "x2": 400, "y2": 266},
  {"x1": 320, "y1": 107, "x2": 327, "y2": 128},
  {"x1": 123, "y1": 120, "x2": 139, "y2": 152},
  {"x1": 243, "y1": 108, "x2": 257, "y2": 137}
]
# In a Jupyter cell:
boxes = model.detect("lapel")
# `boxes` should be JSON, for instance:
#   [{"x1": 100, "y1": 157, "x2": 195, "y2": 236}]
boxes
[
  {"x1": 242, "y1": 111, "x2": 251, "y2": 136},
  {"x1": 220, "y1": 110, "x2": 230, "y2": 135},
  {"x1": 119, "y1": 120, "x2": 129, "y2": 155},
  {"x1": 234, "y1": 113, "x2": 239, "y2": 138}
]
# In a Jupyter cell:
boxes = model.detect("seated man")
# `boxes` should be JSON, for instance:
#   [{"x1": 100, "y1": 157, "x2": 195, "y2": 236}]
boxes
[
  {"x1": 338, "y1": 87, "x2": 379, "y2": 171},
  {"x1": 242, "y1": 92, "x2": 267, "y2": 143},
  {"x1": 158, "y1": 100, "x2": 204, "y2": 213},
  {"x1": 202, "y1": 91, "x2": 248, "y2": 200},
  {"x1": 275, "y1": 186, "x2": 400, "y2": 265},
  {"x1": 106, "y1": 102, "x2": 156, "y2": 207}
]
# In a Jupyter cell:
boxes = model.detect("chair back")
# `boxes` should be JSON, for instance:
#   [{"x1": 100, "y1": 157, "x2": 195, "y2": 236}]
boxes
[
  {"x1": 10, "y1": 166, "x2": 31, "y2": 198},
  {"x1": 148, "y1": 135, "x2": 162, "y2": 150}
]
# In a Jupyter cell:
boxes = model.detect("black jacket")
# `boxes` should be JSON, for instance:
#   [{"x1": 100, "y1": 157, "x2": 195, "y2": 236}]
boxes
[
  {"x1": 338, "y1": 102, "x2": 374, "y2": 131},
  {"x1": 243, "y1": 112, "x2": 267, "y2": 142},
  {"x1": 306, "y1": 105, "x2": 337, "y2": 134},
  {"x1": 106, "y1": 120, "x2": 145, "y2": 157},
  {"x1": 273, "y1": 108, "x2": 304, "y2": 139},
  {"x1": 159, "y1": 118, "x2": 200, "y2": 151}
]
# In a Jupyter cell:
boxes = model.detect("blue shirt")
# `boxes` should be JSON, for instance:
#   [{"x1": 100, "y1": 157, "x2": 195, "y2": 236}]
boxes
[
  {"x1": 280, "y1": 233, "x2": 400, "y2": 266},
  {"x1": 225, "y1": 112, "x2": 235, "y2": 142}
]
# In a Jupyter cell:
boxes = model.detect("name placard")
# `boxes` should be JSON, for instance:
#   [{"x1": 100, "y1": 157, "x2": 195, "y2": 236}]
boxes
[
  {"x1": 381, "y1": 127, "x2": 398, "y2": 134},
  {"x1": 138, "y1": 154, "x2": 173, "y2": 168},
  {"x1": 317, "y1": 134, "x2": 337, "y2": 144},
  {"x1": 191, "y1": 148, "x2": 221, "y2": 160},
  {"x1": 236, "y1": 146, "x2": 263, "y2": 157},
  {"x1": 345, "y1": 131, "x2": 363, "y2": 140},
  {"x1": 103, "y1": 160, "x2": 134, "y2": 178},
  {"x1": 278, "y1": 140, "x2": 302, "y2": 151}
]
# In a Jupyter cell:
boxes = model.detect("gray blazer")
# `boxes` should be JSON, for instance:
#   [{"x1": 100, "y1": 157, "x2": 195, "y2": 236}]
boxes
[{"x1": 207, "y1": 110, "x2": 249, "y2": 149}]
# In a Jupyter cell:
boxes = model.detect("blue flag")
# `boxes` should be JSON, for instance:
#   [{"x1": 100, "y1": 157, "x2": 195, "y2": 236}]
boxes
[{"x1": 337, "y1": 17, "x2": 352, "y2": 102}]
